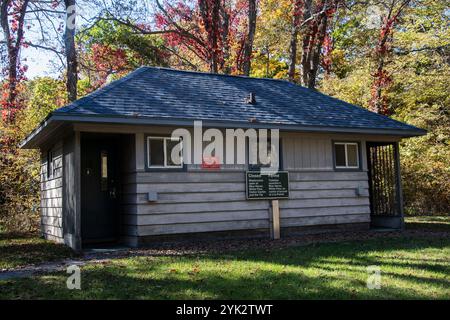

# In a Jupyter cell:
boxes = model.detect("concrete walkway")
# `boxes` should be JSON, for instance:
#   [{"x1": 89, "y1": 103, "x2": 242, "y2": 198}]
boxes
[
  {"x1": 0, "y1": 248, "x2": 127, "y2": 280},
  {"x1": 0, "y1": 260, "x2": 86, "y2": 280}
]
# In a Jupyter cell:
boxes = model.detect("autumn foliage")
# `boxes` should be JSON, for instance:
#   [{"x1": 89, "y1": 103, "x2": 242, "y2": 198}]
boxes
[{"x1": 155, "y1": 0, "x2": 257, "y2": 74}]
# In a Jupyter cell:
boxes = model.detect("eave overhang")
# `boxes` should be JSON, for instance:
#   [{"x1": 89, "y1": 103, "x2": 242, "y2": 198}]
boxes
[{"x1": 20, "y1": 113, "x2": 427, "y2": 149}]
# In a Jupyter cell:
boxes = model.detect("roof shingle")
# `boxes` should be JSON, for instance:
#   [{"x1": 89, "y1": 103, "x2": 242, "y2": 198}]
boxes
[{"x1": 54, "y1": 66, "x2": 425, "y2": 134}]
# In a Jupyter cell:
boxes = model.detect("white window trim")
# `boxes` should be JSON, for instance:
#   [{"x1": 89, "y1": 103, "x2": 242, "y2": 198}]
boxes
[
  {"x1": 335, "y1": 142, "x2": 359, "y2": 169},
  {"x1": 147, "y1": 136, "x2": 183, "y2": 169}
]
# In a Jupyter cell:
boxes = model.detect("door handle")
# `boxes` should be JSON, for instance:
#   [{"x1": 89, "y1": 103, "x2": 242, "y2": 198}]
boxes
[{"x1": 109, "y1": 187, "x2": 116, "y2": 199}]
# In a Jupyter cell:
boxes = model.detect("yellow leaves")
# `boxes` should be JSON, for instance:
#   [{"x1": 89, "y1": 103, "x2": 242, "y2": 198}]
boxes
[
  {"x1": 255, "y1": 0, "x2": 291, "y2": 54},
  {"x1": 15, "y1": 77, "x2": 67, "y2": 140},
  {"x1": 250, "y1": 51, "x2": 289, "y2": 79},
  {"x1": 188, "y1": 266, "x2": 201, "y2": 276},
  {"x1": 320, "y1": 67, "x2": 372, "y2": 109}
]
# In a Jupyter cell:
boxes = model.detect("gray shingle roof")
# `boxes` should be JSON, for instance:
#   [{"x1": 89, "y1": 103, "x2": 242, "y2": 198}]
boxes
[{"x1": 54, "y1": 66, "x2": 425, "y2": 135}]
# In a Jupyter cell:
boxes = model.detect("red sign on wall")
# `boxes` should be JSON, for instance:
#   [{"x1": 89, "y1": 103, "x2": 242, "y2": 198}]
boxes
[{"x1": 201, "y1": 156, "x2": 221, "y2": 169}]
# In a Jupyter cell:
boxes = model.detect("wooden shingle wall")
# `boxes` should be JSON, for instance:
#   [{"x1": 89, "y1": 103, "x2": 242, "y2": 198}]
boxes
[
  {"x1": 122, "y1": 132, "x2": 371, "y2": 241},
  {"x1": 40, "y1": 141, "x2": 64, "y2": 242}
]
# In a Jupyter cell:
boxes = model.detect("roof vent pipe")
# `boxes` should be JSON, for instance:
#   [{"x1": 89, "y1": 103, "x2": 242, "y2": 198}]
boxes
[{"x1": 245, "y1": 92, "x2": 256, "y2": 104}]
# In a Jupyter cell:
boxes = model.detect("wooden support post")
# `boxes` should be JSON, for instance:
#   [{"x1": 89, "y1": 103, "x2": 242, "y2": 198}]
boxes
[{"x1": 271, "y1": 200, "x2": 280, "y2": 240}]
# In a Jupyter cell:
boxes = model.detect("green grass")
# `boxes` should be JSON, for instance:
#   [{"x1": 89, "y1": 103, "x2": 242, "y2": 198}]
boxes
[
  {"x1": 0, "y1": 216, "x2": 448, "y2": 299},
  {"x1": 1, "y1": 236, "x2": 449, "y2": 299},
  {"x1": 405, "y1": 216, "x2": 450, "y2": 231},
  {"x1": 0, "y1": 233, "x2": 75, "y2": 270}
]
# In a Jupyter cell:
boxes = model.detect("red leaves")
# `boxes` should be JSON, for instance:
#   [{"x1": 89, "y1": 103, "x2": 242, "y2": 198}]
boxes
[
  {"x1": 293, "y1": 0, "x2": 304, "y2": 21},
  {"x1": 155, "y1": 13, "x2": 168, "y2": 29},
  {"x1": 368, "y1": 0, "x2": 412, "y2": 114},
  {"x1": 83, "y1": 43, "x2": 131, "y2": 88},
  {"x1": 156, "y1": 0, "x2": 254, "y2": 74},
  {"x1": 322, "y1": 34, "x2": 333, "y2": 74},
  {"x1": 51, "y1": 0, "x2": 60, "y2": 9},
  {"x1": 369, "y1": 66, "x2": 393, "y2": 115},
  {"x1": 1, "y1": 0, "x2": 29, "y2": 124},
  {"x1": 92, "y1": 43, "x2": 127, "y2": 66},
  {"x1": 296, "y1": 0, "x2": 341, "y2": 86},
  {"x1": 369, "y1": 2, "x2": 409, "y2": 115}
]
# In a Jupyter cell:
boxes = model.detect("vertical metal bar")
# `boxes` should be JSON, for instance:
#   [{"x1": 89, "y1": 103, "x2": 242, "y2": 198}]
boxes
[
  {"x1": 383, "y1": 145, "x2": 390, "y2": 215},
  {"x1": 370, "y1": 145, "x2": 378, "y2": 215},
  {"x1": 386, "y1": 145, "x2": 392, "y2": 215},
  {"x1": 389, "y1": 143, "x2": 397, "y2": 215},
  {"x1": 376, "y1": 145, "x2": 382, "y2": 215},
  {"x1": 379, "y1": 146, "x2": 383, "y2": 215},
  {"x1": 367, "y1": 144, "x2": 374, "y2": 216},
  {"x1": 381, "y1": 145, "x2": 387, "y2": 214},
  {"x1": 394, "y1": 142, "x2": 405, "y2": 224},
  {"x1": 385, "y1": 145, "x2": 391, "y2": 215},
  {"x1": 372, "y1": 146, "x2": 378, "y2": 215}
]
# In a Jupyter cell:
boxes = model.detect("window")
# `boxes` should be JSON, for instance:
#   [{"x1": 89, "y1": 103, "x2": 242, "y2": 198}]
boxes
[
  {"x1": 147, "y1": 136, "x2": 183, "y2": 169},
  {"x1": 101, "y1": 150, "x2": 108, "y2": 191},
  {"x1": 248, "y1": 136, "x2": 280, "y2": 171},
  {"x1": 334, "y1": 142, "x2": 359, "y2": 169},
  {"x1": 47, "y1": 149, "x2": 54, "y2": 179}
]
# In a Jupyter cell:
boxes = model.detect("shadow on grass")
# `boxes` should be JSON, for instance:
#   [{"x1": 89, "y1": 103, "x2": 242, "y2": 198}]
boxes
[
  {"x1": 0, "y1": 263, "x2": 444, "y2": 300},
  {"x1": 0, "y1": 233, "x2": 75, "y2": 269},
  {"x1": 406, "y1": 222, "x2": 450, "y2": 231},
  {"x1": 0, "y1": 232, "x2": 37, "y2": 241},
  {"x1": 1, "y1": 236, "x2": 448, "y2": 299},
  {"x1": 405, "y1": 215, "x2": 450, "y2": 232}
]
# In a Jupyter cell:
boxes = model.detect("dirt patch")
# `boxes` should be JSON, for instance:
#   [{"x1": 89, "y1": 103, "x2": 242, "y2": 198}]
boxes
[{"x1": 84, "y1": 228, "x2": 450, "y2": 260}]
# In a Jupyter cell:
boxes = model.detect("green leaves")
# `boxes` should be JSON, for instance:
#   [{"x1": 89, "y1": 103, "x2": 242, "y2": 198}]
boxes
[{"x1": 320, "y1": 0, "x2": 450, "y2": 214}]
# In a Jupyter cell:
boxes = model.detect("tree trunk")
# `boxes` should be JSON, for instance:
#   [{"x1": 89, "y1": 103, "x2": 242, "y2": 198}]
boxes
[
  {"x1": 307, "y1": 13, "x2": 328, "y2": 89},
  {"x1": 211, "y1": 0, "x2": 220, "y2": 73},
  {"x1": 288, "y1": 25, "x2": 299, "y2": 82},
  {"x1": 369, "y1": 18, "x2": 390, "y2": 114},
  {"x1": 369, "y1": 0, "x2": 411, "y2": 114},
  {"x1": 199, "y1": 0, "x2": 220, "y2": 73},
  {"x1": 370, "y1": 43, "x2": 387, "y2": 114},
  {"x1": 0, "y1": 0, "x2": 29, "y2": 122},
  {"x1": 242, "y1": 0, "x2": 257, "y2": 76},
  {"x1": 288, "y1": 0, "x2": 303, "y2": 82},
  {"x1": 300, "y1": 0, "x2": 313, "y2": 86},
  {"x1": 220, "y1": 5, "x2": 231, "y2": 74},
  {"x1": 300, "y1": 0, "x2": 332, "y2": 89},
  {"x1": 64, "y1": 0, "x2": 78, "y2": 102}
]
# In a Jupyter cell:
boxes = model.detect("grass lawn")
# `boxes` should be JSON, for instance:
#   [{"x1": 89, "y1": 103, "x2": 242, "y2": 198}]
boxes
[
  {"x1": 0, "y1": 233, "x2": 75, "y2": 270},
  {"x1": 0, "y1": 216, "x2": 449, "y2": 299},
  {"x1": 405, "y1": 216, "x2": 450, "y2": 231}
]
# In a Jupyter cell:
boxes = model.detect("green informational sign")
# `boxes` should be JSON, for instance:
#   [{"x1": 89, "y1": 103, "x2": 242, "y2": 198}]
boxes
[{"x1": 246, "y1": 171, "x2": 289, "y2": 200}]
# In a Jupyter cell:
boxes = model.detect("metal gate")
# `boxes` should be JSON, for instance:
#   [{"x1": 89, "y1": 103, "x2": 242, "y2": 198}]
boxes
[{"x1": 366, "y1": 142, "x2": 404, "y2": 228}]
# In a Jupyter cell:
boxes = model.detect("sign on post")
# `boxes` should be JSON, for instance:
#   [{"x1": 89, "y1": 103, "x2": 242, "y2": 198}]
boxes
[
  {"x1": 246, "y1": 171, "x2": 289, "y2": 200},
  {"x1": 246, "y1": 171, "x2": 288, "y2": 240}
]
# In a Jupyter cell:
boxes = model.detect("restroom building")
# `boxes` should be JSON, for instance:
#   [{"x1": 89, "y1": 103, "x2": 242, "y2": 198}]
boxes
[{"x1": 20, "y1": 67, "x2": 426, "y2": 250}]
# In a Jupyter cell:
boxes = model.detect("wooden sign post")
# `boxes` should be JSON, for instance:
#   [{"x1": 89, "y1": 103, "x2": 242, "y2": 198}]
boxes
[{"x1": 271, "y1": 200, "x2": 280, "y2": 240}]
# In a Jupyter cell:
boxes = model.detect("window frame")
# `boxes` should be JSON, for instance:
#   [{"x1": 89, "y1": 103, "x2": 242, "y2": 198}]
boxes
[
  {"x1": 333, "y1": 141, "x2": 361, "y2": 170},
  {"x1": 145, "y1": 136, "x2": 184, "y2": 171},
  {"x1": 247, "y1": 136, "x2": 283, "y2": 172}
]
